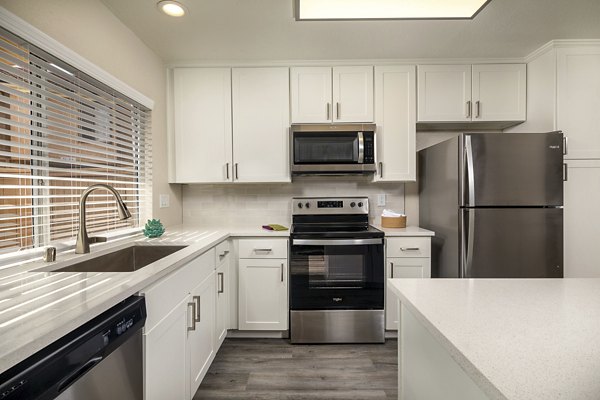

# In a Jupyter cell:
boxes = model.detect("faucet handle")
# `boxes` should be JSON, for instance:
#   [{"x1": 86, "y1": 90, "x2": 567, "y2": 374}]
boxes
[
  {"x1": 88, "y1": 237, "x2": 107, "y2": 244},
  {"x1": 43, "y1": 247, "x2": 57, "y2": 262}
]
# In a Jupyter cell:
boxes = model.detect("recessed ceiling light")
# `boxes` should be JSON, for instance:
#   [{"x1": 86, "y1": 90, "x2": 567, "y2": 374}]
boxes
[
  {"x1": 157, "y1": 1, "x2": 187, "y2": 17},
  {"x1": 295, "y1": 0, "x2": 492, "y2": 20}
]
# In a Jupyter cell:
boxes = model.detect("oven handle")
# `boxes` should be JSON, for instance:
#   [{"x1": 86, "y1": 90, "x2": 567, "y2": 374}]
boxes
[{"x1": 292, "y1": 238, "x2": 383, "y2": 246}]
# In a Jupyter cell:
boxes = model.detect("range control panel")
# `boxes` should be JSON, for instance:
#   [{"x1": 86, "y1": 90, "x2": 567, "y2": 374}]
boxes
[{"x1": 292, "y1": 197, "x2": 369, "y2": 215}]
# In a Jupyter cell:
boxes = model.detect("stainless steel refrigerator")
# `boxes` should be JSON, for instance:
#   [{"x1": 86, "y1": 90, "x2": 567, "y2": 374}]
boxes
[{"x1": 418, "y1": 132, "x2": 565, "y2": 278}]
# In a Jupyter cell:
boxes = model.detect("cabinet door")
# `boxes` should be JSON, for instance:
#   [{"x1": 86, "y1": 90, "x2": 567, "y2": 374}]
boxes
[
  {"x1": 557, "y1": 47, "x2": 600, "y2": 159},
  {"x1": 239, "y1": 258, "x2": 288, "y2": 330},
  {"x1": 173, "y1": 68, "x2": 232, "y2": 183},
  {"x1": 144, "y1": 298, "x2": 190, "y2": 400},
  {"x1": 332, "y1": 66, "x2": 374, "y2": 122},
  {"x1": 188, "y1": 272, "x2": 216, "y2": 395},
  {"x1": 215, "y1": 261, "x2": 229, "y2": 349},
  {"x1": 291, "y1": 67, "x2": 332, "y2": 123},
  {"x1": 417, "y1": 64, "x2": 471, "y2": 122},
  {"x1": 374, "y1": 65, "x2": 416, "y2": 182},
  {"x1": 232, "y1": 68, "x2": 290, "y2": 182},
  {"x1": 386, "y1": 258, "x2": 431, "y2": 331},
  {"x1": 564, "y1": 160, "x2": 600, "y2": 277},
  {"x1": 472, "y1": 64, "x2": 526, "y2": 122}
]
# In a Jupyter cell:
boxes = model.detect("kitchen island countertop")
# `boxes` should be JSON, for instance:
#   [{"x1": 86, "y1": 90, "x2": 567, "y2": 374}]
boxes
[{"x1": 388, "y1": 278, "x2": 600, "y2": 400}]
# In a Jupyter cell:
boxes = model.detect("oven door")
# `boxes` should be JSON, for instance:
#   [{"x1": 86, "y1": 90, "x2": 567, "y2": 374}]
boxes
[{"x1": 290, "y1": 238, "x2": 384, "y2": 310}]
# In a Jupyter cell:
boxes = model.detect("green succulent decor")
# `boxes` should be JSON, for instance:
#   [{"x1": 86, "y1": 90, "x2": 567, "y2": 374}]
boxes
[{"x1": 143, "y1": 219, "x2": 165, "y2": 238}]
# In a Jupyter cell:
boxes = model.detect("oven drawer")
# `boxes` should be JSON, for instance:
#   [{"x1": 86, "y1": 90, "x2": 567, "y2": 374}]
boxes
[
  {"x1": 238, "y1": 238, "x2": 288, "y2": 259},
  {"x1": 386, "y1": 237, "x2": 431, "y2": 258}
]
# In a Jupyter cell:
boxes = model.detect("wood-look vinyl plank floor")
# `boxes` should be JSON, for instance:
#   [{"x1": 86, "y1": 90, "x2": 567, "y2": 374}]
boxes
[{"x1": 193, "y1": 338, "x2": 398, "y2": 400}]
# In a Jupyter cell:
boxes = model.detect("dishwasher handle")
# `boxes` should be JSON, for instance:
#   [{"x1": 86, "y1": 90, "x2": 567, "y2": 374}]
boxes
[{"x1": 57, "y1": 356, "x2": 104, "y2": 393}]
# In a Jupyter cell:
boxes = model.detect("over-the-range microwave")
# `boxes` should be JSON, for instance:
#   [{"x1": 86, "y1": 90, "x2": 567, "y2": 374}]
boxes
[{"x1": 290, "y1": 124, "x2": 377, "y2": 175}]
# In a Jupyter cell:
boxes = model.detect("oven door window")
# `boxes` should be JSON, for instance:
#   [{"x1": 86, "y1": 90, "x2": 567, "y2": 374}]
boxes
[
  {"x1": 294, "y1": 133, "x2": 358, "y2": 164},
  {"x1": 290, "y1": 242, "x2": 384, "y2": 310}
]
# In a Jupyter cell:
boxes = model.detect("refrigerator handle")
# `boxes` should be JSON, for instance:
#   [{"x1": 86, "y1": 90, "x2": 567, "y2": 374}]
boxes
[
  {"x1": 464, "y1": 135, "x2": 475, "y2": 206},
  {"x1": 461, "y1": 209, "x2": 475, "y2": 278}
]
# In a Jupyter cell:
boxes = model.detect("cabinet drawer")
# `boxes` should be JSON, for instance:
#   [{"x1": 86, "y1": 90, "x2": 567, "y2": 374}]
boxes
[
  {"x1": 386, "y1": 237, "x2": 431, "y2": 258},
  {"x1": 142, "y1": 248, "x2": 215, "y2": 331},
  {"x1": 238, "y1": 239, "x2": 288, "y2": 259},
  {"x1": 215, "y1": 240, "x2": 231, "y2": 266}
]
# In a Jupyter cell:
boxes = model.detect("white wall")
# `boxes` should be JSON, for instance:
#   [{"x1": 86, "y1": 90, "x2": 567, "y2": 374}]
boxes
[
  {"x1": 0, "y1": 0, "x2": 182, "y2": 227},
  {"x1": 182, "y1": 178, "x2": 406, "y2": 229}
]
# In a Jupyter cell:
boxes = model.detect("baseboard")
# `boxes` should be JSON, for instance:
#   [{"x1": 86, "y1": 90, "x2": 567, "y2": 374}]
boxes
[
  {"x1": 385, "y1": 330, "x2": 398, "y2": 339},
  {"x1": 226, "y1": 329, "x2": 289, "y2": 339}
]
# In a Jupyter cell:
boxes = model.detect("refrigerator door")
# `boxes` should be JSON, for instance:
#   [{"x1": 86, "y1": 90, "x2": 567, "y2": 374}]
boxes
[
  {"x1": 461, "y1": 132, "x2": 564, "y2": 207},
  {"x1": 460, "y1": 208, "x2": 563, "y2": 278}
]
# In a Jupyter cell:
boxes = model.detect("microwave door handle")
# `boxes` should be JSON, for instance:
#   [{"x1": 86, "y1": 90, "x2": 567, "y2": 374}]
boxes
[{"x1": 357, "y1": 132, "x2": 364, "y2": 163}]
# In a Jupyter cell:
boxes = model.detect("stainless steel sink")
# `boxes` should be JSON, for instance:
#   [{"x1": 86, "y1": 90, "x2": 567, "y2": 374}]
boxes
[{"x1": 54, "y1": 245, "x2": 188, "y2": 273}]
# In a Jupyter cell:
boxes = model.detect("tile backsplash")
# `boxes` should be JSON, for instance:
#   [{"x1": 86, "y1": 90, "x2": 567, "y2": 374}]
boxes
[{"x1": 182, "y1": 176, "x2": 405, "y2": 229}]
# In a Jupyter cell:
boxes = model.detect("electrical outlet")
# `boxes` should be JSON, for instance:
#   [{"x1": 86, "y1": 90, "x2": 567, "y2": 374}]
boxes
[
  {"x1": 377, "y1": 194, "x2": 386, "y2": 206},
  {"x1": 159, "y1": 194, "x2": 170, "y2": 208}
]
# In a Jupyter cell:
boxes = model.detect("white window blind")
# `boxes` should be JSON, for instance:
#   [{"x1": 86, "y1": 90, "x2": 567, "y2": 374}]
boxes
[{"x1": 0, "y1": 27, "x2": 151, "y2": 253}]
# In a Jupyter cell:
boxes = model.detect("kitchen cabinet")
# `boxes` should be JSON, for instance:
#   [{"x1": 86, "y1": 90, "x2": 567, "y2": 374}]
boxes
[
  {"x1": 557, "y1": 46, "x2": 600, "y2": 159},
  {"x1": 188, "y1": 271, "x2": 216, "y2": 395},
  {"x1": 290, "y1": 66, "x2": 373, "y2": 123},
  {"x1": 238, "y1": 238, "x2": 289, "y2": 330},
  {"x1": 417, "y1": 64, "x2": 526, "y2": 124},
  {"x1": 564, "y1": 160, "x2": 600, "y2": 277},
  {"x1": 215, "y1": 241, "x2": 230, "y2": 348},
  {"x1": 385, "y1": 237, "x2": 431, "y2": 331},
  {"x1": 141, "y1": 248, "x2": 217, "y2": 400},
  {"x1": 232, "y1": 67, "x2": 290, "y2": 182},
  {"x1": 374, "y1": 65, "x2": 416, "y2": 182},
  {"x1": 172, "y1": 68, "x2": 232, "y2": 183}
]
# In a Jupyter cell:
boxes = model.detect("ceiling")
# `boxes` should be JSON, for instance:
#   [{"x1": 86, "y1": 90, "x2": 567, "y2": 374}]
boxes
[{"x1": 101, "y1": 0, "x2": 600, "y2": 63}]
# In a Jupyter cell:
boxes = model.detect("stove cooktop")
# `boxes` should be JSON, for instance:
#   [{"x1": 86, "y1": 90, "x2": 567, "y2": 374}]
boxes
[{"x1": 291, "y1": 224, "x2": 384, "y2": 239}]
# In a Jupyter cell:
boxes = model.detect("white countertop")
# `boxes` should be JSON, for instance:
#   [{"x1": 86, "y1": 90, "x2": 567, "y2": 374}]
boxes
[
  {"x1": 371, "y1": 225, "x2": 435, "y2": 236},
  {"x1": 388, "y1": 278, "x2": 600, "y2": 400}
]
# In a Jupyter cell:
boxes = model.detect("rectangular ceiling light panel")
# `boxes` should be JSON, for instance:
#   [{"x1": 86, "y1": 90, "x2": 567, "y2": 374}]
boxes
[{"x1": 296, "y1": 0, "x2": 491, "y2": 20}]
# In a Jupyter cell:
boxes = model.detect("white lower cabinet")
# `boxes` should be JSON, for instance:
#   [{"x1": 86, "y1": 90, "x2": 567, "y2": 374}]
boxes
[
  {"x1": 188, "y1": 272, "x2": 216, "y2": 395},
  {"x1": 238, "y1": 258, "x2": 288, "y2": 330},
  {"x1": 386, "y1": 237, "x2": 432, "y2": 330},
  {"x1": 142, "y1": 244, "x2": 231, "y2": 400},
  {"x1": 144, "y1": 297, "x2": 189, "y2": 400},
  {"x1": 215, "y1": 260, "x2": 230, "y2": 347}
]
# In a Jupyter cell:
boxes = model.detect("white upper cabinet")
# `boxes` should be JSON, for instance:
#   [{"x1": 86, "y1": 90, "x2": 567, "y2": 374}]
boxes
[
  {"x1": 172, "y1": 68, "x2": 233, "y2": 183},
  {"x1": 472, "y1": 64, "x2": 526, "y2": 121},
  {"x1": 333, "y1": 66, "x2": 374, "y2": 122},
  {"x1": 290, "y1": 66, "x2": 374, "y2": 123},
  {"x1": 374, "y1": 65, "x2": 416, "y2": 182},
  {"x1": 417, "y1": 64, "x2": 472, "y2": 122},
  {"x1": 557, "y1": 47, "x2": 600, "y2": 159},
  {"x1": 290, "y1": 67, "x2": 332, "y2": 123},
  {"x1": 418, "y1": 64, "x2": 526, "y2": 124},
  {"x1": 232, "y1": 67, "x2": 291, "y2": 183}
]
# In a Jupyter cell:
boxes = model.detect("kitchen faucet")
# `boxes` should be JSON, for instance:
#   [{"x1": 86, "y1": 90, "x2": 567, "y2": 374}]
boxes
[{"x1": 75, "y1": 184, "x2": 132, "y2": 254}]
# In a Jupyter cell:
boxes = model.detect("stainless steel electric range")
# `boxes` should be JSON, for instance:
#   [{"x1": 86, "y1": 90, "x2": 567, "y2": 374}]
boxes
[{"x1": 289, "y1": 197, "x2": 385, "y2": 344}]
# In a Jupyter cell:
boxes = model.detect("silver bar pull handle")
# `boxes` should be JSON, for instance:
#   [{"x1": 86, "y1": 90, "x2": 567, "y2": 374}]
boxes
[
  {"x1": 188, "y1": 302, "x2": 197, "y2": 331},
  {"x1": 400, "y1": 247, "x2": 420, "y2": 251},
  {"x1": 357, "y1": 132, "x2": 364, "y2": 163},
  {"x1": 293, "y1": 238, "x2": 383, "y2": 246},
  {"x1": 390, "y1": 262, "x2": 394, "y2": 279},
  {"x1": 563, "y1": 163, "x2": 568, "y2": 181},
  {"x1": 219, "y1": 250, "x2": 229, "y2": 258},
  {"x1": 193, "y1": 295, "x2": 201, "y2": 322},
  {"x1": 234, "y1": 163, "x2": 239, "y2": 180},
  {"x1": 326, "y1": 103, "x2": 331, "y2": 120},
  {"x1": 225, "y1": 163, "x2": 230, "y2": 180},
  {"x1": 336, "y1": 102, "x2": 340, "y2": 119},
  {"x1": 475, "y1": 101, "x2": 480, "y2": 118},
  {"x1": 218, "y1": 272, "x2": 224, "y2": 294},
  {"x1": 379, "y1": 162, "x2": 383, "y2": 178},
  {"x1": 466, "y1": 101, "x2": 471, "y2": 118},
  {"x1": 280, "y1": 263, "x2": 284, "y2": 282},
  {"x1": 563, "y1": 136, "x2": 568, "y2": 155},
  {"x1": 254, "y1": 248, "x2": 272, "y2": 253}
]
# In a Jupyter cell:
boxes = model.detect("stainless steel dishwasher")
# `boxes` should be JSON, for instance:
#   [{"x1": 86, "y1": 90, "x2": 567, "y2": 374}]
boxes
[{"x1": 0, "y1": 295, "x2": 146, "y2": 400}]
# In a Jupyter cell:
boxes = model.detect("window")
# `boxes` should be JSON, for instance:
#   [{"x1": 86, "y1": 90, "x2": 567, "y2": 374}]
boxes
[{"x1": 0, "y1": 27, "x2": 151, "y2": 253}]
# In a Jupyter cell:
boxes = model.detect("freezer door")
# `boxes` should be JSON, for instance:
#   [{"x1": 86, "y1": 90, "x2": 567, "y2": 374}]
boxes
[
  {"x1": 461, "y1": 132, "x2": 564, "y2": 207},
  {"x1": 460, "y1": 208, "x2": 563, "y2": 278}
]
